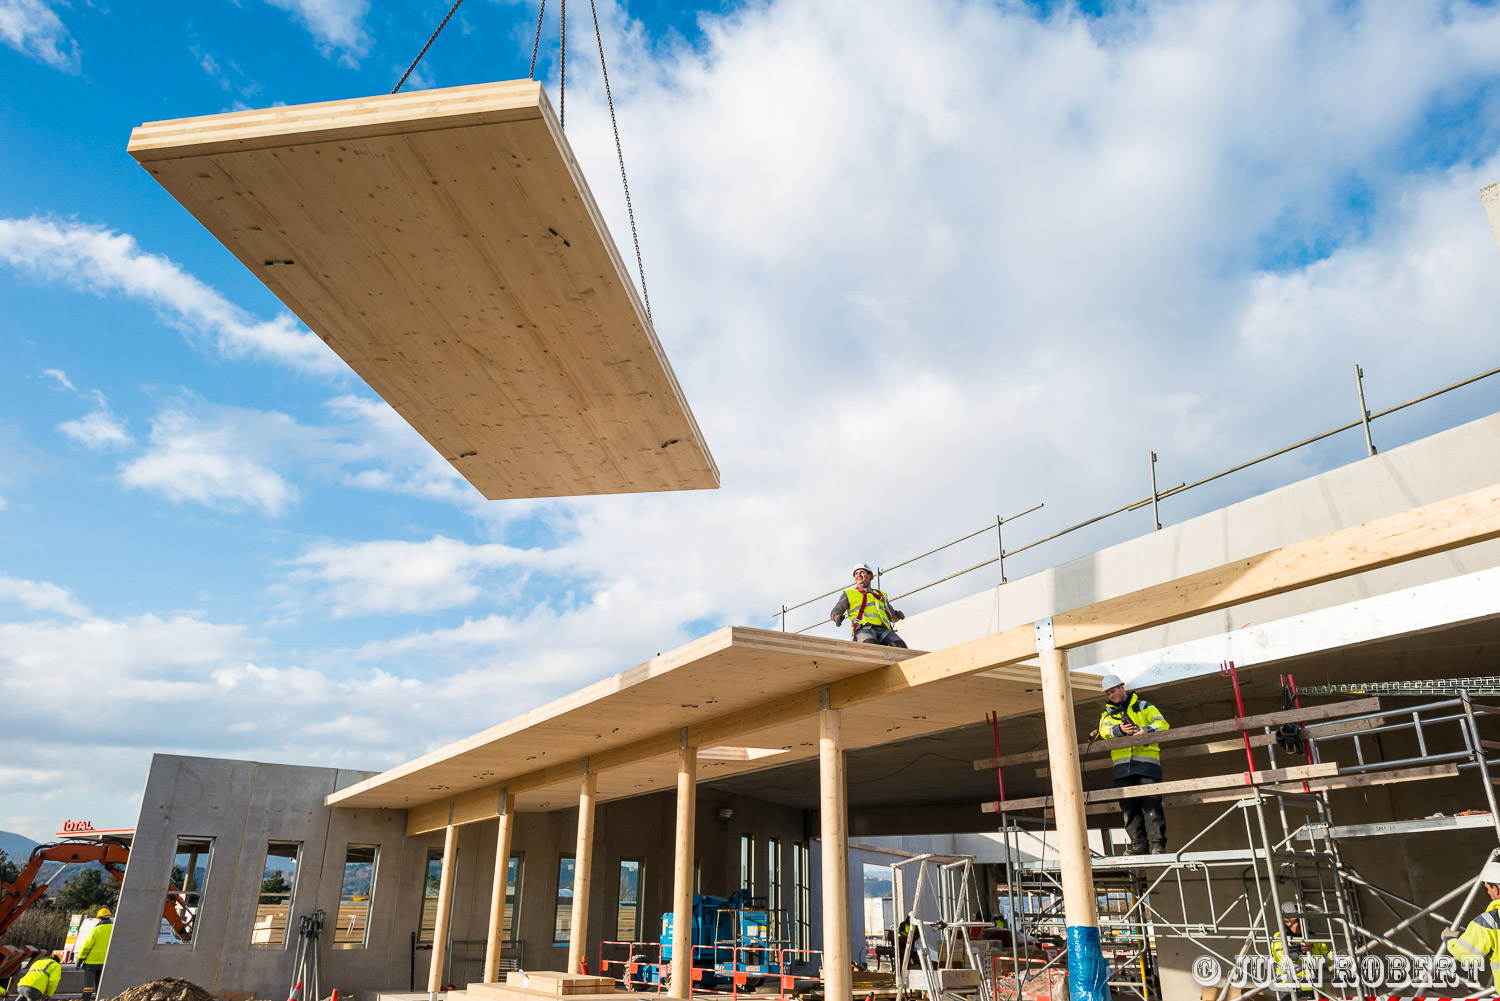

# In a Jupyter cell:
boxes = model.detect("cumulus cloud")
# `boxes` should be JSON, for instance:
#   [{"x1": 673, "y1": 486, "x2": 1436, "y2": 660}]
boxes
[
  {"x1": 0, "y1": 575, "x2": 87, "y2": 617},
  {"x1": 59, "y1": 409, "x2": 131, "y2": 449},
  {"x1": 122, "y1": 409, "x2": 299, "y2": 517},
  {"x1": 0, "y1": 0, "x2": 78, "y2": 71},
  {"x1": 263, "y1": 0, "x2": 370, "y2": 62},
  {"x1": 0, "y1": 217, "x2": 342, "y2": 375}
]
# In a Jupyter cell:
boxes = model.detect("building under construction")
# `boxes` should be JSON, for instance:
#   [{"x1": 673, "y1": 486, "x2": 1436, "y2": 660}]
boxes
[{"x1": 66, "y1": 62, "x2": 1500, "y2": 1001}]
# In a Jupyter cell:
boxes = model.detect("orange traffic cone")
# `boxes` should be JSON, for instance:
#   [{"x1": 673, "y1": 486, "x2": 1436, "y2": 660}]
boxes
[{"x1": 287, "y1": 979, "x2": 302, "y2": 1001}]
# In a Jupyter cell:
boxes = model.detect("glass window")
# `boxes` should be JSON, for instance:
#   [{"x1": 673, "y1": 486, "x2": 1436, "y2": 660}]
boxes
[
  {"x1": 554, "y1": 855, "x2": 576, "y2": 946},
  {"x1": 616, "y1": 859, "x2": 643, "y2": 942},
  {"x1": 333, "y1": 845, "x2": 379, "y2": 950},
  {"x1": 504, "y1": 853, "x2": 524, "y2": 944},
  {"x1": 766, "y1": 839, "x2": 782, "y2": 938},
  {"x1": 158, "y1": 836, "x2": 214, "y2": 948},
  {"x1": 249, "y1": 841, "x2": 301, "y2": 950},
  {"x1": 419, "y1": 847, "x2": 444, "y2": 944},
  {"x1": 793, "y1": 842, "x2": 811, "y2": 952},
  {"x1": 739, "y1": 834, "x2": 755, "y2": 892}
]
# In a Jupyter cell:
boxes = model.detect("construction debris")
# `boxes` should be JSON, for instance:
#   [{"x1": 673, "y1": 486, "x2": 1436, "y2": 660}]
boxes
[{"x1": 104, "y1": 977, "x2": 219, "y2": 1001}]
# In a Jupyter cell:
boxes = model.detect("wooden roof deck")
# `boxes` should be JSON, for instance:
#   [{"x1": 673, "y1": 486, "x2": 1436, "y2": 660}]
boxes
[{"x1": 128, "y1": 80, "x2": 717, "y2": 500}]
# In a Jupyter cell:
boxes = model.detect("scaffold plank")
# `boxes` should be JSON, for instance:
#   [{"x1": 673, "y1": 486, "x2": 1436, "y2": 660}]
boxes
[{"x1": 983, "y1": 762, "x2": 1337, "y2": 813}]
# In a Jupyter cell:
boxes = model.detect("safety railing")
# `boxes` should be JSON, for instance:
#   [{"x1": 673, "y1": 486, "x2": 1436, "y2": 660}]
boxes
[
  {"x1": 596, "y1": 941, "x2": 823, "y2": 999},
  {"x1": 597, "y1": 939, "x2": 661, "y2": 991},
  {"x1": 775, "y1": 360, "x2": 1500, "y2": 635}
]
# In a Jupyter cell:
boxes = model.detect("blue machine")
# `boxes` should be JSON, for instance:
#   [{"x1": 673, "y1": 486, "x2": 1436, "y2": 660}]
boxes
[{"x1": 648, "y1": 892, "x2": 785, "y2": 992}]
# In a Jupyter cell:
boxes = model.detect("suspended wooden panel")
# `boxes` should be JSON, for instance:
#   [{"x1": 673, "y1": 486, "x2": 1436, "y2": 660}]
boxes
[{"x1": 127, "y1": 80, "x2": 718, "y2": 499}]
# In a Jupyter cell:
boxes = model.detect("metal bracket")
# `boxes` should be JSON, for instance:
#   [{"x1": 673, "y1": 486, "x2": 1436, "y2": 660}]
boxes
[
  {"x1": 679, "y1": 726, "x2": 689, "y2": 749},
  {"x1": 581, "y1": 755, "x2": 590, "y2": 775},
  {"x1": 498, "y1": 785, "x2": 509, "y2": 816},
  {"x1": 818, "y1": 684, "x2": 831, "y2": 711},
  {"x1": 1034, "y1": 616, "x2": 1055, "y2": 652}
]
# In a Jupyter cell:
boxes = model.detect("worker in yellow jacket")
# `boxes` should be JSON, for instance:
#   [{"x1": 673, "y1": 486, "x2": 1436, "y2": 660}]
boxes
[
  {"x1": 16, "y1": 955, "x2": 62, "y2": 1001},
  {"x1": 1270, "y1": 901, "x2": 1331, "y2": 1000},
  {"x1": 829, "y1": 564, "x2": 907, "y2": 647},
  {"x1": 1445, "y1": 861, "x2": 1500, "y2": 991},
  {"x1": 76, "y1": 907, "x2": 113, "y2": 997},
  {"x1": 1099, "y1": 674, "x2": 1170, "y2": 854}
]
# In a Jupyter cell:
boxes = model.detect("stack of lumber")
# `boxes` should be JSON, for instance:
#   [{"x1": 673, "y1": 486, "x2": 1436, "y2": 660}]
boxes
[{"x1": 450, "y1": 973, "x2": 619, "y2": 1001}]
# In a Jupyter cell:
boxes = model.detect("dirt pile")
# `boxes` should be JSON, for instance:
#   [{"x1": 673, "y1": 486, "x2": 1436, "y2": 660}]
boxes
[{"x1": 106, "y1": 978, "x2": 221, "y2": 1001}]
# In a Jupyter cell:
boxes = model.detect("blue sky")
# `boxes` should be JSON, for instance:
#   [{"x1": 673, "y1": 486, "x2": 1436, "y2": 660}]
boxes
[{"x1": 3, "y1": 0, "x2": 1500, "y2": 842}]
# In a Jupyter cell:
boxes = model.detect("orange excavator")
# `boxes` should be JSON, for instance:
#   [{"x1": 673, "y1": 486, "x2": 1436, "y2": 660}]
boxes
[{"x1": 0, "y1": 839, "x2": 193, "y2": 942}]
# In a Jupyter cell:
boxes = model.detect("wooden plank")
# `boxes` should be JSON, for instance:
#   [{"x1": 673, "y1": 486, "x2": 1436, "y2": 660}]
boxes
[
  {"x1": 1167, "y1": 762, "x2": 1461, "y2": 806},
  {"x1": 128, "y1": 80, "x2": 717, "y2": 500},
  {"x1": 976, "y1": 698, "x2": 1382, "y2": 769},
  {"x1": 982, "y1": 762, "x2": 1337, "y2": 813},
  {"x1": 1034, "y1": 716, "x2": 1387, "y2": 777}
]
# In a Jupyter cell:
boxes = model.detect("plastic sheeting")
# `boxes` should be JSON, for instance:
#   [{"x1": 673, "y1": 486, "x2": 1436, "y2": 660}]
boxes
[{"x1": 1066, "y1": 925, "x2": 1113, "y2": 1001}]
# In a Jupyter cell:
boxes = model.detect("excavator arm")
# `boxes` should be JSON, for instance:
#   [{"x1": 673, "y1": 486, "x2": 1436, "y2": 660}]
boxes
[{"x1": 0, "y1": 840, "x2": 193, "y2": 944}]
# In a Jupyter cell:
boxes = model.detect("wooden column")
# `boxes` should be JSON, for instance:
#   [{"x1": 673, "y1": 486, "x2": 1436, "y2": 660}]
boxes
[
  {"x1": 482, "y1": 789, "x2": 516, "y2": 983},
  {"x1": 671, "y1": 735, "x2": 697, "y2": 998},
  {"x1": 427, "y1": 821, "x2": 459, "y2": 996},
  {"x1": 1037, "y1": 620, "x2": 1107, "y2": 998},
  {"x1": 818, "y1": 688, "x2": 851, "y2": 1001},
  {"x1": 568, "y1": 765, "x2": 598, "y2": 975}
]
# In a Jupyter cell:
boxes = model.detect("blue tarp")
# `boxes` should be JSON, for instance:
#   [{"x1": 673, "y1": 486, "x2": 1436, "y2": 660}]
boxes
[{"x1": 1066, "y1": 925, "x2": 1113, "y2": 1001}]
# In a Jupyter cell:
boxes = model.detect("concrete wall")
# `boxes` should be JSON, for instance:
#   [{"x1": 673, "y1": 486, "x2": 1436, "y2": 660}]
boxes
[
  {"x1": 107, "y1": 755, "x2": 816, "y2": 998},
  {"x1": 900, "y1": 411, "x2": 1500, "y2": 671}
]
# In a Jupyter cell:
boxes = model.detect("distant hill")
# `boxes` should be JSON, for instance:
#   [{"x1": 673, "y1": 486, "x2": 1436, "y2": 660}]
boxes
[{"x1": 1, "y1": 829, "x2": 106, "y2": 889}]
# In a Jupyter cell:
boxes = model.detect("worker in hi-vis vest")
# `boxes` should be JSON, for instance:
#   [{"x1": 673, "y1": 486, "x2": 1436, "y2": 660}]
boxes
[
  {"x1": 1098, "y1": 674, "x2": 1170, "y2": 855},
  {"x1": 1270, "y1": 900, "x2": 1332, "y2": 1000},
  {"x1": 1444, "y1": 860, "x2": 1500, "y2": 992},
  {"x1": 16, "y1": 955, "x2": 62, "y2": 1001},
  {"x1": 829, "y1": 563, "x2": 907, "y2": 647},
  {"x1": 76, "y1": 906, "x2": 113, "y2": 996}
]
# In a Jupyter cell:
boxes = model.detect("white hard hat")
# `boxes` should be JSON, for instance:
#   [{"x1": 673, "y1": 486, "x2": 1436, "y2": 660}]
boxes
[
  {"x1": 1100, "y1": 674, "x2": 1123, "y2": 692},
  {"x1": 1480, "y1": 861, "x2": 1500, "y2": 885},
  {"x1": 853, "y1": 563, "x2": 875, "y2": 577},
  {"x1": 1281, "y1": 901, "x2": 1299, "y2": 915}
]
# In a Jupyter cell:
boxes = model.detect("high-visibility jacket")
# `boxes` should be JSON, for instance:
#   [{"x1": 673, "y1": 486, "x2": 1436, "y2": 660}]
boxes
[
  {"x1": 77, "y1": 918, "x2": 113, "y2": 964},
  {"x1": 1099, "y1": 693, "x2": 1170, "y2": 780},
  {"x1": 1448, "y1": 897, "x2": 1500, "y2": 989},
  {"x1": 18, "y1": 957, "x2": 62, "y2": 996},
  {"x1": 844, "y1": 587, "x2": 895, "y2": 631},
  {"x1": 1270, "y1": 934, "x2": 1331, "y2": 980}
]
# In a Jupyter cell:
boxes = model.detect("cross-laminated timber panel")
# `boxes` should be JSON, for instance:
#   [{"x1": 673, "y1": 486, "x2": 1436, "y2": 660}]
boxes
[{"x1": 127, "y1": 80, "x2": 717, "y2": 500}]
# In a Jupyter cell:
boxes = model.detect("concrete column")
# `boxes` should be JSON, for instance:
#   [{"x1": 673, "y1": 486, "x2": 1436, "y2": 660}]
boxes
[
  {"x1": 427, "y1": 822, "x2": 459, "y2": 996},
  {"x1": 671, "y1": 739, "x2": 697, "y2": 997},
  {"x1": 819, "y1": 693, "x2": 850, "y2": 1001},
  {"x1": 1037, "y1": 627, "x2": 1109, "y2": 999},
  {"x1": 568, "y1": 767, "x2": 598, "y2": 974},
  {"x1": 483, "y1": 789, "x2": 515, "y2": 983}
]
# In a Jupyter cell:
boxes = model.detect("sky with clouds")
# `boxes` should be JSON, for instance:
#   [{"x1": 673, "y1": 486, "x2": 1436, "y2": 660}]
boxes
[{"x1": 2, "y1": 0, "x2": 1500, "y2": 843}]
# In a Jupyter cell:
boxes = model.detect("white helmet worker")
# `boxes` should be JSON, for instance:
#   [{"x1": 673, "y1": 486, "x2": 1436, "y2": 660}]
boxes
[
  {"x1": 1100, "y1": 674, "x2": 1123, "y2": 692},
  {"x1": 853, "y1": 563, "x2": 875, "y2": 578},
  {"x1": 1480, "y1": 860, "x2": 1500, "y2": 886},
  {"x1": 1281, "y1": 901, "x2": 1299, "y2": 915}
]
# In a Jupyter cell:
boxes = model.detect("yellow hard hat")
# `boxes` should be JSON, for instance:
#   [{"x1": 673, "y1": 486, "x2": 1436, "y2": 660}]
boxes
[{"x1": 96, "y1": 907, "x2": 111, "y2": 918}]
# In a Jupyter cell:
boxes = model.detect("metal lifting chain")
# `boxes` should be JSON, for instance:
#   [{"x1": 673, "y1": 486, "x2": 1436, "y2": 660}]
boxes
[
  {"x1": 393, "y1": 0, "x2": 468, "y2": 94},
  {"x1": 588, "y1": 0, "x2": 653, "y2": 323},
  {"x1": 559, "y1": 0, "x2": 567, "y2": 128},
  {"x1": 528, "y1": 0, "x2": 547, "y2": 78}
]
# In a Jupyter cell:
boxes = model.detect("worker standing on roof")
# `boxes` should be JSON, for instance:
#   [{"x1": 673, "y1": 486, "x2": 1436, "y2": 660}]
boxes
[
  {"x1": 76, "y1": 906, "x2": 112, "y2": 997},
  {"x1": 1098, "y1": 674, "x2": 1169, "y2": 855},
  {"x1": 830, "y1": 564, "x2": 907, "y2": 647},
  {"x1": 1444, "y1": 861, "x2": 1500, "y2": 992},
  {"x1": 16, "y1": 955, "x2": 62, "y2": 1001}
]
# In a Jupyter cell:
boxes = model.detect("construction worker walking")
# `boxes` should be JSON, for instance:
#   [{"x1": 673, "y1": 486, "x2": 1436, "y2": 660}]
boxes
[
  {"x1": 830, "y1": 564, "x2": 906, "y2": 647},
  {"x1": 15, "y1": 955, "x2": 62, "y2": 1001},
  {"x1": 1444, "y1": 861, "x2": 1500, "y2": 991},
  {"x1": 76, "y1": 906, "x2": 113, "y2": 997},
  {"x1": 1098, "y1": 674, "x2": 1170, "y2": 854}
]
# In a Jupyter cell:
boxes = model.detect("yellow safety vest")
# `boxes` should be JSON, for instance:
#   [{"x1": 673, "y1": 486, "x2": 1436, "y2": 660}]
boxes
[
  {"x1": 1099, "y1": 693, "x2": 1170, "y2": 779},
  {"x1": 19, "y1": 957, "x2": 62, "y2": 996},
  {"x1": 845, "y1": 587, "x2": 894, "y2": 630},
  {"x1": 1448, "y1": 897, "x2": 1500, "y2": 989},
  {"x1": 1270, "y1": 935, "x2": 1331, "y2": 981},
  {"x1": 77, "y1": 919, "x2": 112, "y2": 964}
]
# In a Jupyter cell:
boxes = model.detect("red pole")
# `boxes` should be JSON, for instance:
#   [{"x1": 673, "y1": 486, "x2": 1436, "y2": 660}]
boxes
[
  {"x1": 1221, "y1": 661, "x2": 1256, "y2": 783},
  {"x1": 987, "y1": 711, "x2": 1006, "y2": 803}
]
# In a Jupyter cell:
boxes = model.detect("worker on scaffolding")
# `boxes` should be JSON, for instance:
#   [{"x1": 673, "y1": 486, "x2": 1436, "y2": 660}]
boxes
[
  {"x1": 15, "y1": 955, "x2": 62, "y2": 1001},
  {"x1": 1444, "y1": 860, "x2": 1500, "y2": 992},
  {"x1": 1098, "y1": 674, "x2": 1169, "y2": 854},
  {"x1": 1270, "y1": 901, "x2": 1330, "y2": 999},
  {"x1": 830, "y1": 564, "x2": 907, "y2": 647}
]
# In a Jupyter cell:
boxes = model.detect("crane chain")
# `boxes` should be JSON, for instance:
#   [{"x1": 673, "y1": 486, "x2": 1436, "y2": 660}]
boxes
[
  {"x1": 393, "y1": 0, "x2": 468, "y2": 94},
  {"x1": 588, "y1": 0, "x2": 652, "y2": 323}
]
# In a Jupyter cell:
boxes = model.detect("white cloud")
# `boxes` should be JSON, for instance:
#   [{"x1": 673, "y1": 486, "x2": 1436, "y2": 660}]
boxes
[
  {"x1": 264, "y1": 0, "x2": 370, "y2": 62},
  {"x1": 0, "y1": 0, "x2": 78, "y2": 71},
  {"x1": 0, "y1": 575, "x2": 87, "y2": 617},
  {"x1": 59, "y1": 408, "x2": 131, "y2": 449},
  {"x1": 122, "y1": 409, "x2": 299, "y2": 517},
  {"x1": 0, "y1": 217, "x2": 342, "y2": 375},
  {"x1": 41, "y1": 368, "x2": 74, "y2": 391}
]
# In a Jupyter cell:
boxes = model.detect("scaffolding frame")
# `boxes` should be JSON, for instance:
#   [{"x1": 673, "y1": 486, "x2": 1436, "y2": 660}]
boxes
[{"x1": 988, "y1": 691, "x2": 1500, "y2": 1001}]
